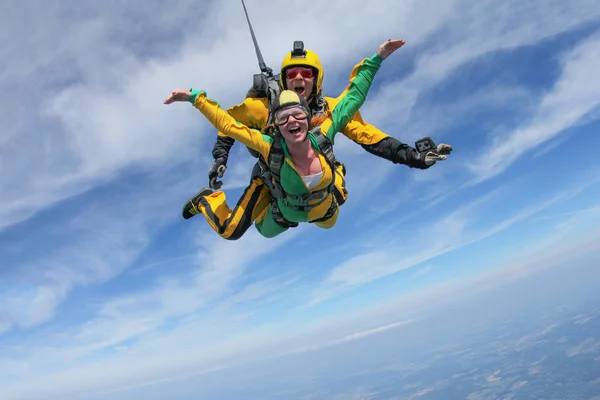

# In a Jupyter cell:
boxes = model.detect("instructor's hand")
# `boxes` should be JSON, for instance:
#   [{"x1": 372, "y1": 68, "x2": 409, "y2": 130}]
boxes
[{"x1": 424, "y1": 144, "x2": 453, "y2": 166}]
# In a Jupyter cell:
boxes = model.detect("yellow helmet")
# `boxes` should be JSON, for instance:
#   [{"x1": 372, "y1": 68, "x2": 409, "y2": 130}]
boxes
[{"x1": 279, "y1": 41, "x2": 324, "y2": 99}]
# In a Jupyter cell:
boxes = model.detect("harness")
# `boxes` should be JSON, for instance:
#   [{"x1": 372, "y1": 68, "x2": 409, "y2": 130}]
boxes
[
  {"x1": 256, "y1": 125, "x2": 340, "y2": 228},
  {"x1": 246, "y1": 73, "x2": 339, "y2": 228},
  {"x1": 242, "y1": 54, "x2": 338, "y2": 226}
]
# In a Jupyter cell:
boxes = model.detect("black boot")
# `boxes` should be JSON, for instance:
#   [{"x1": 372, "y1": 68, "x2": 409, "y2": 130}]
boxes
[{"x1": 182, "y1": 187, "x2": 214, "y2": 220}]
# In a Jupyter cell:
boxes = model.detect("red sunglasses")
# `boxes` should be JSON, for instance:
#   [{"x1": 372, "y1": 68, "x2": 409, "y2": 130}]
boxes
[{"x1": 285, "y1": 67, "x2": 314, "y2": 80}]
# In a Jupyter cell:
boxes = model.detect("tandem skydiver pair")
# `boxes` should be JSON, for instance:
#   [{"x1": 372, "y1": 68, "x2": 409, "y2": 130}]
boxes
[{"x1": 163, "y1": 2, "x2": 453, "y2": 240}]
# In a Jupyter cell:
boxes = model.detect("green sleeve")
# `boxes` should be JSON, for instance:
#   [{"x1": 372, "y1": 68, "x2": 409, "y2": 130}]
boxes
[
  {"x1": 188, "y1": 89, "x2": 203, "y2": 104},
  {"x1": 326, "y1": 53, "x2": 383, "y2": 142}
]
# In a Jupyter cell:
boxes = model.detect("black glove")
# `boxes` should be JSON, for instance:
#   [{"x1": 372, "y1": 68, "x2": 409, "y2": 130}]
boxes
[{"x1": 208, "y1": 157, "x2": 227, "y2": 189}]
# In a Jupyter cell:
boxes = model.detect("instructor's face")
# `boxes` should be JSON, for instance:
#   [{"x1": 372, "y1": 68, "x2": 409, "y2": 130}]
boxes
[{"x1": 285, "y1": 66, "x2": 315, "y2": 101}]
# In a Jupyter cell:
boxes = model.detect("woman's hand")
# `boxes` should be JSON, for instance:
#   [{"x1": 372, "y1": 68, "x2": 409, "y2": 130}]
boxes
[
  {"x1": 164, "y1": 89, "x2": 192, "y2": 104},
  {"x1": 377, "y1": 39, "x2": 405, "y2": 59}
]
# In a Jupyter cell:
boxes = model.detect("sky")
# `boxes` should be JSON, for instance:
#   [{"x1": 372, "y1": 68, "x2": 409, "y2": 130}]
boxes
[{"x1": 1, "y1": 0, "x2": 600, "y2": 399}]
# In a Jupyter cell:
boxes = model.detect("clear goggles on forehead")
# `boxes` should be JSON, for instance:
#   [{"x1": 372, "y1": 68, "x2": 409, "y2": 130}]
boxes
[{"x1": 274, "y1": 106, "x2": 309, "y2": 126}]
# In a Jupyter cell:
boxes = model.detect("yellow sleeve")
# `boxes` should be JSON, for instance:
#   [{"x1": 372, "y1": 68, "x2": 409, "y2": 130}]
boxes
[
  {"x1": 339, "y1": 110, "x2": 390, "y2": 145},
  {"x1": 216, "y1": 97, "x2": 269, "y2": 138},
  {"x1": 192, "y1": 92, "x2": 271, "y2": 159},
  {"x1": 324, "y1": 97, "x2": 390, "y2": 146}
]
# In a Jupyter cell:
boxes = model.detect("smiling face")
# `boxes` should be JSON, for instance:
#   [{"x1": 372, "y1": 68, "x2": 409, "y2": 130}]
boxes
[
  {"x1": 275, "y1": 106, "x2": 310, "y2": 145},
  {"x1": 284, "y1": 66, "x2": 315, "y2": 101}
]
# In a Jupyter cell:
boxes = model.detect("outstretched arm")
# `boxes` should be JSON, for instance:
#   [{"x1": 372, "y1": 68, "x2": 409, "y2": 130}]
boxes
[
  {"x1": 164, "y1": 89, "x2": 271, "y2": 159},
  {"x1": 329, "y1": 40, "x2": 451, "y2": 169},
  {"x1": 325, "y1": 39, "x2": 405, "y2": 142},
  {"x1": 339, "y1": 113, "x2": 431, "y2": 169},
  {"x1": 212, "y1": 95, "x2": 270, "y2": 155}
]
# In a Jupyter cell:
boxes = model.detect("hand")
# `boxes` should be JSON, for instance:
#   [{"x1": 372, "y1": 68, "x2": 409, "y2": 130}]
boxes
[
  {"x1": 164, "y1": 89, "x2": 192, "y2": 104},
  {"x1": 208, "y1": 157, "x2": 227, "y2": 189},
  {"x1": 377, "y1": 39, "x2": 406, "y2": 59},
  {"x1": 424, "y1": 144, "x2": 453, "y2": 166}
]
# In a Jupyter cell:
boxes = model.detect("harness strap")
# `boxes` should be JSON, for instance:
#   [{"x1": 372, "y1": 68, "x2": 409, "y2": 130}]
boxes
[
  {"x1": 256, "y1": 90, "x2": 342, "y2": 226},
  {"x1": 274, "y1": 127, "x2": 339, "y2": 214}
]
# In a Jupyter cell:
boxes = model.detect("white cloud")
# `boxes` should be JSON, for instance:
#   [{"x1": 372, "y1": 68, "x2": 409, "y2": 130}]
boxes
[
  {"x1": 274, "y1": 318, "x2": 419, "y2": 358},
  {"x1": 191, "y1": 228, "x2": 301, "y2": 301},
  {"x1": 0, "y1": 0, "x2": 459, "y2": 231},
  {"x1": 468, "y1": 30, "x2": 600, "y2": 181},
  {"x1": 6, "y1": 0, "x2": 597, "y2": 231},
  {"x1": 0, "y1": 223, "x2": 303, "y2": 378},
  {"x1": 414, "y1": 265, "x2": 433, "y2": 277},
  {"x1": 308, "y1": 176, "x2": 599, "y2": 304},
  {"x1": 2, "y1": 212, "x2": 600, "y2": 400},
  {"x1": 358, "y1": 0, "x2": 600, "y2": 135},
  {"x1": 0, "y1": 181, "x2": 177, "y2": 333}
]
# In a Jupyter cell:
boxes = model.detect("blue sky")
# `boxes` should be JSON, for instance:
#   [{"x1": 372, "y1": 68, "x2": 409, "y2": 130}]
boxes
[{"x1": 1, "y1": 0, "x2": 600, "y2": 398}]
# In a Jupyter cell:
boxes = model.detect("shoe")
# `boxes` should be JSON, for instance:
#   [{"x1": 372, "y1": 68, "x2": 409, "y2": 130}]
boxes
[{"x1": 182, "y1": 187, "x2": 214, "y2": 219}]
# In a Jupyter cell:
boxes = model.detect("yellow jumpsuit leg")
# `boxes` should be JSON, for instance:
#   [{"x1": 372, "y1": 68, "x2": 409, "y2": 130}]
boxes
[
  {"x1": 196, "y1": 177, "x2": 271, "y2": 240},
  {"x1": 199, "y1": 160, "x2": 349, "y2": 238},
  {"x1": 313, "y1": 208, "x2": 339, "y2": 229}
]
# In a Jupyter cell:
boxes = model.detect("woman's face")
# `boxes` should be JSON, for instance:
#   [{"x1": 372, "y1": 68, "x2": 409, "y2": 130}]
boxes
[{"x1": 276, "y1": 106, "x2": 309, "y2": 145}]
